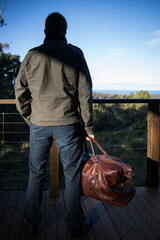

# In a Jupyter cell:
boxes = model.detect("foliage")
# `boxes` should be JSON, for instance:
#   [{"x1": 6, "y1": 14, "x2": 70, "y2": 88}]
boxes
[
  {"x1": 93, "y1": 92, "x2": 128, "y2": 99},
  {"x1": 0, "y1": 43, "x2": 21, "y2": 98},
  {"x1": 0, "y1": 0, "x2": 7, "y2": 27},
  {"x1": 128, "y1": 90, "x2": 152, "y2": 109},
  {"x1": 93, "y1": 90, "x2": 152, "y2": 100},
  {"x1": 93, "y1": 103, "x2": 147, "y2": 133},
  {"x1": 93, "y1": 90, "x2": 151, "y2": 132},
  {"x1": 0, "y1": 1, "x2": 21, "y2": 99},
  {"x1": 128, "y1": 90, "x2": 152, "y2": 99}
]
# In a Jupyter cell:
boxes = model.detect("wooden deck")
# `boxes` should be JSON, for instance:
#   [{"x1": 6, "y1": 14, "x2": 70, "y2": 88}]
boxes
[{"x1": 0, "y1": 187, "x2": 160, "y2": 240}]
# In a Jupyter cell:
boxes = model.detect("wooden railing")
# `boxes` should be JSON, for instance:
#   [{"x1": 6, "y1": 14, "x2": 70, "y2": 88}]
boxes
[{"x1": 0, "y1": 99, "x2": 159, "y2": 196}]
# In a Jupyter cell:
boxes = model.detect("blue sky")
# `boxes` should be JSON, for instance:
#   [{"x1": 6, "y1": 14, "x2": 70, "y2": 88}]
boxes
[{"x1": 1, "y1": 0, "x2": 160, "y2": 91}]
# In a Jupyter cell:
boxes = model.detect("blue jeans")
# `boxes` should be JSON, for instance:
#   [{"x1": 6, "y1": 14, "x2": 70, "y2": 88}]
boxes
[{"x1": 24, "y1": 122, "x2": 85, "y2": 235}]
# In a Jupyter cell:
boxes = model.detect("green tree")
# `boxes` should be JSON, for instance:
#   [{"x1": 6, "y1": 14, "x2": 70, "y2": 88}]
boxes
[
  {"x1": 0, "y1": 0, "x2": 21, "y2": 99},
  {"x1": 128, "y1": 90, "x2": 152, "y2": 110},
  {"x1": 0, "y1": 0, "x2": 7, "y2": 26},
  {"x1": 128, "y1": 90, "x2": 152, "y2": 99},
  {"x1": 0, "y1": 43, "x2": 21, "y2": 98}
]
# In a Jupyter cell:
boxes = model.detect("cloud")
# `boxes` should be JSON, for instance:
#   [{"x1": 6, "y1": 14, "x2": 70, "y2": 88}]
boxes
[
  {"x1": 90, "y1": 58, "x2": 160, "y2": 91},
  {"x1": 153, "y1": 29, "x2": 160, "y2": 36},
  {"x1": 147, "y1": 29, "x2": 160, "y2": 46},
  {"x1": 148, "y1": 37, "x2": 160, "y2": 46},
  {"x1": 106, "y1": 48, "x2": 126, "y2": 59}
]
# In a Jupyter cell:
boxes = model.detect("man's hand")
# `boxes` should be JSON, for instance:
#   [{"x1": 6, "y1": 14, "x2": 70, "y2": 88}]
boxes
[{"x1": 86, "y1": 135, "x2": 95, "y2": 141}]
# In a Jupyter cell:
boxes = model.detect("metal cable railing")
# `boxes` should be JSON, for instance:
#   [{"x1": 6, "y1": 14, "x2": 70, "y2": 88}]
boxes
[{"x1": 0, "y1": 99, "x2": 160, "y2": 194}]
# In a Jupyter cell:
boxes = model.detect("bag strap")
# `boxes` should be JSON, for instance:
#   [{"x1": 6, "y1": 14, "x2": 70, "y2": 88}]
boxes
[
  {"x1": 88, "y1": 138, "x2": 96, "y2": 159},
  {"x1": 87, "y1": 136, "x2": 108, "y2": 157}
]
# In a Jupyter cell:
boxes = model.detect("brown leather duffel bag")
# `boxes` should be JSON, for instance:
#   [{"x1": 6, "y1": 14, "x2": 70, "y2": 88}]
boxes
[{"x1": 82, "y1": 137, "x2": 136, "y2": 207}]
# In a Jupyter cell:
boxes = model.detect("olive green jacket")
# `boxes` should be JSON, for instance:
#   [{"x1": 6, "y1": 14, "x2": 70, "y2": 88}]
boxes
[{"x1": 15, "y1": 37, "x2": 93, "y2": 135}]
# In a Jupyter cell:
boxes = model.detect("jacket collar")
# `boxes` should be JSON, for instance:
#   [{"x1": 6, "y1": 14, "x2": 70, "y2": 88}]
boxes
[{"x1": 44, "y1": 34, "x2": 67, "y2": 43}]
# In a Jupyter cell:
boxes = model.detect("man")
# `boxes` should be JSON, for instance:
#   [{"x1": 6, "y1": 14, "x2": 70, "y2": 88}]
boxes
[{"x1": 15, "y1": 12, "x2": 94, "y2": 238}]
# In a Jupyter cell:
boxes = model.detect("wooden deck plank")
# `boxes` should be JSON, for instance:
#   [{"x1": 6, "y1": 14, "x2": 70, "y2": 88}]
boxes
[
  {"x1": 114, "y1": 205, "x2": 146, "y2": 240},
  {"x1": 132, "y1": 192, "x2": 160, "y2": 239},
  {"x1": 125, "y1": 200, "x2": 158, "y2": 240},
  {"x1": 0, "y1": 191, "x2": 19, "y2": 240},
  {"x1": 0, "y1": 191, "x2": 11, "y2": 240},
  {"x1": 0, "y1": 192, "x2": 10, "y2": 222},
  {"x1": 104, "y1": 203, "x2": 134, "y2": 240},
  {"x1": 8, "y1": 191, "x2": 26, "y2": 240},
  {"x1": 0, "y1": 187, "x2": 160, "y2": 240},
  {"x1": 92, "y1": 199, "x2": 120, "y2": 240},
  {"x1": 135, "y1": 188, "x2": 160, "y2": 223},
  {"x1": 137, "y1": 187, "x2": 160, "y2": 211}
]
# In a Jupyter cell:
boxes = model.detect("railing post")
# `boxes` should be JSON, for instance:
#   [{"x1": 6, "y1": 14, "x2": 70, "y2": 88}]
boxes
[
  {"x1": 2, "y1": 112, "x2": 4, "y2": 143},
  {"x1": 147, "y1": 102, "x2": 159, "y2": 193},
  {"x1": 2, "y1": 113, "x2": 5, "y2": 164},
  {"x1": 50, "y1": 138, "x2": 59, "y2": 198}
]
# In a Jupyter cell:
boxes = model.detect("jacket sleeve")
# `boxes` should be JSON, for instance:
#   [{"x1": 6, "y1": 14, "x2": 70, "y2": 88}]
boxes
[
  {"x1": 78, "y1": 53, "x2": 94, "y2": 135},
  {"x1": 14, "y1": 55, "x2": 31, "y2": 125}
]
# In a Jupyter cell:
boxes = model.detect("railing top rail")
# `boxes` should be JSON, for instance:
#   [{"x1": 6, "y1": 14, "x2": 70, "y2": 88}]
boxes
[
  {"x1": 0, "y1": 99, "x2": 16, "y2": 104},
  {"x1": 93, "y1": 98, "x2": 160, "y2": 104},
  {"x1": 0, "y1": 98, "x2": 160, "y2": 105}
]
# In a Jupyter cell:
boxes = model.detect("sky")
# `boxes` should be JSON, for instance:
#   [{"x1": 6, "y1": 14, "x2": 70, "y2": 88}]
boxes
[{"x1": 1, "y1": 0, "x2": 160, "y2": 91}]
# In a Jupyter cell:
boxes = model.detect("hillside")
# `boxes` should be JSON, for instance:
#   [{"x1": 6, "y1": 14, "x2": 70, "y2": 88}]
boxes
[{"x1": 93, "y1": 90, "x2": 160, "y2": 99}]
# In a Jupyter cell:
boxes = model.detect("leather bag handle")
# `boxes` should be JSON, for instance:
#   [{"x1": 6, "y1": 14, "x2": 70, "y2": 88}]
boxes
[{"x1": 87, "y1": 136, "x2": 108, "y2": 158}]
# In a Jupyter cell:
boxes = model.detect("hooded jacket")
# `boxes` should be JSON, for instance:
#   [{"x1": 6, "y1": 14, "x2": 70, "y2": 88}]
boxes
[{"x1": 15, "y1": 36, "x2": 93, "y2": 135}]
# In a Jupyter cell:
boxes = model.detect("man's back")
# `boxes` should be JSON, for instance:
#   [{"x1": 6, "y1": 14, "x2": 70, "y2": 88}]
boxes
[{"x1": 15, "y1": 37, "x2": 93, "y2": 133}]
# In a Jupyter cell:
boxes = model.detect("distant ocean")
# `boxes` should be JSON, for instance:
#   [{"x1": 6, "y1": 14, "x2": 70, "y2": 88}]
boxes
[{"x1": 93, "y1": 90, "x2": 160, "y2": 95}]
